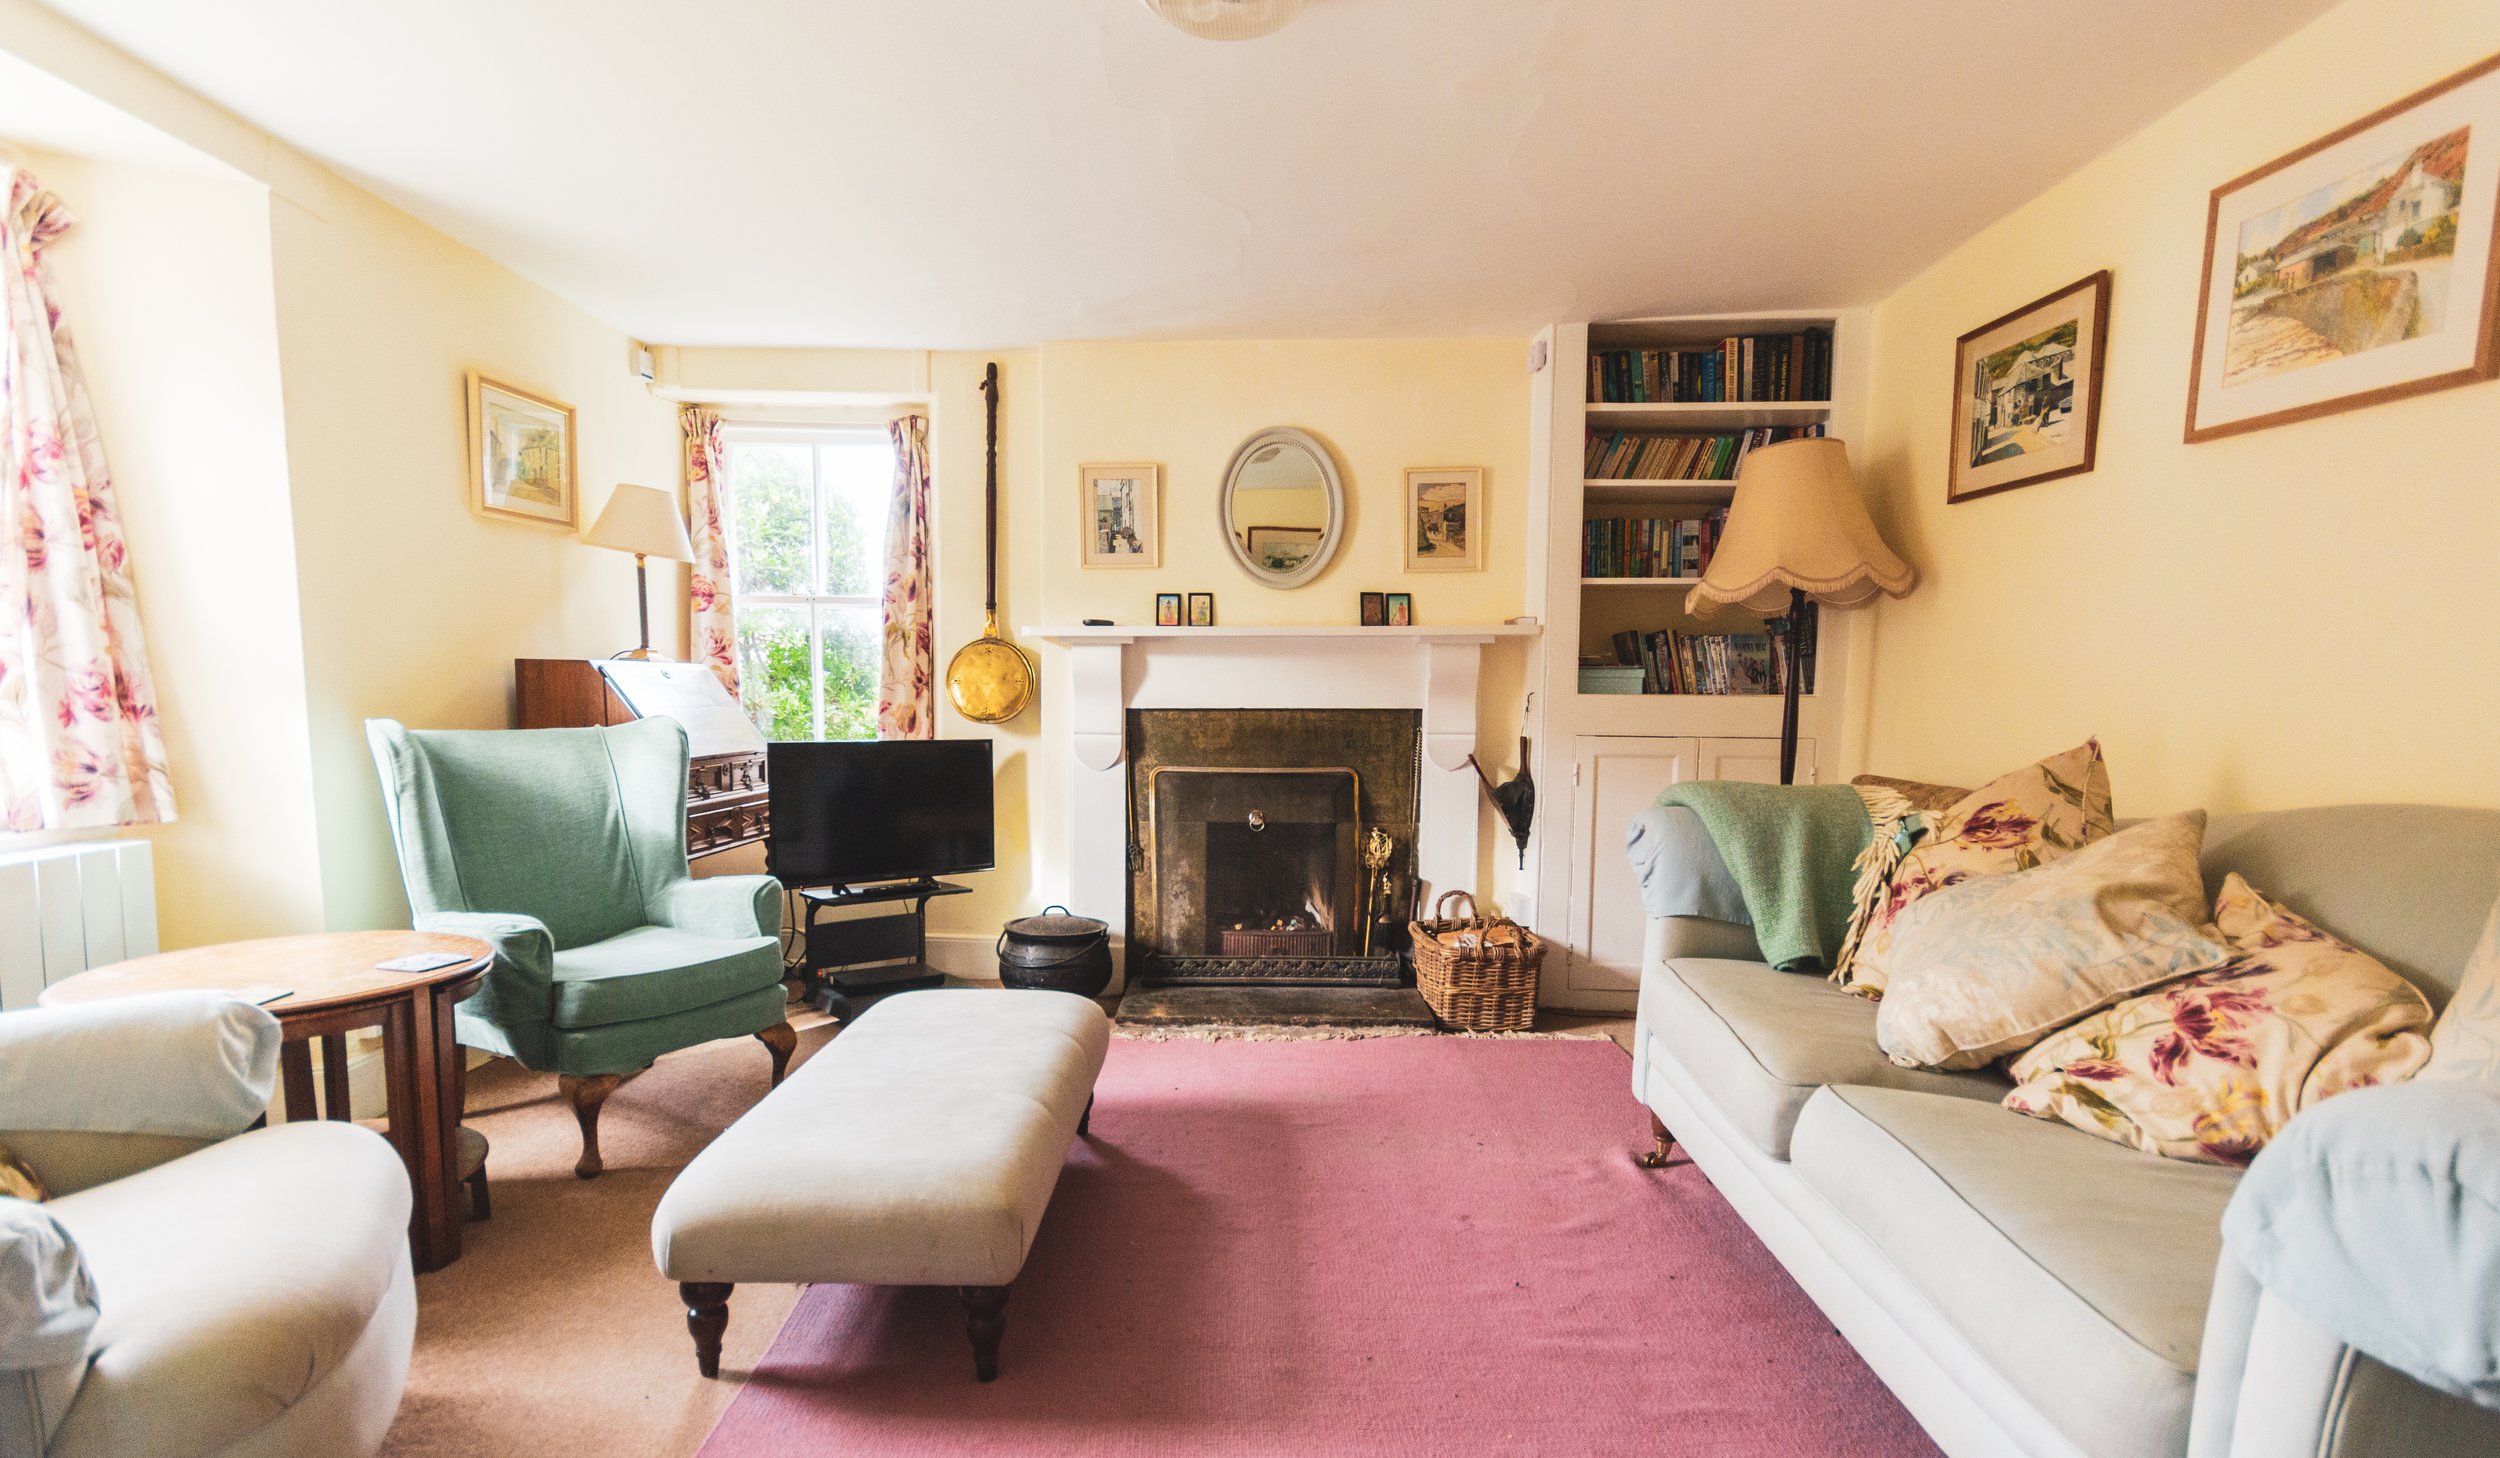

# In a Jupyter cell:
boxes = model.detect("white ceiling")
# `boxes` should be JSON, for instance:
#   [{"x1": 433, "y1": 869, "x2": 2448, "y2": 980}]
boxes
[{"x1": 25, "y1": 0, "x2": 2337, "y2": 349}]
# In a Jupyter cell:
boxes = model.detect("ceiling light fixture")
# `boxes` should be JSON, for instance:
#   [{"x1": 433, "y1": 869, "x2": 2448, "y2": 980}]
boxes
[{"x1": 1140, "y1": 0, "x2": 1312, "y2": 41}]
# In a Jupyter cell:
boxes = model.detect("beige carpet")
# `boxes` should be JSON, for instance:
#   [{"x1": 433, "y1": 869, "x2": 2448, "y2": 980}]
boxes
[{"x1": 381, "y1": 1006, "x2": 1634, "y2": 1458}]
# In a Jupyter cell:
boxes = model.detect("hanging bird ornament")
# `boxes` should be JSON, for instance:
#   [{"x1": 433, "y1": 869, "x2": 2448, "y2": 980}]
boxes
[{"x1": 1466, "y1": 736, "x2": 1536, "y2": 869}]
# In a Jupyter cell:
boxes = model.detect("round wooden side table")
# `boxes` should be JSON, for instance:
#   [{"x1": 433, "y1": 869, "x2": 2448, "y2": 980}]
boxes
[{"x1": 40, "y1": 930, "x2": 493, "y2": 1274}]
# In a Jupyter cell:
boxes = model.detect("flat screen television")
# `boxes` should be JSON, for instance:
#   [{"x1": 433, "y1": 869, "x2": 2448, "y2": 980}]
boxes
[{"x1": 767, "y1": 739, "x2": 995, "y2": 889}]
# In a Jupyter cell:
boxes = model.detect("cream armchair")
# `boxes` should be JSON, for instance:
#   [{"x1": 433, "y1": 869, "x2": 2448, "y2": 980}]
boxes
[{"x1": 0, "y1": 993, "x2": 415, "y2": 1458}]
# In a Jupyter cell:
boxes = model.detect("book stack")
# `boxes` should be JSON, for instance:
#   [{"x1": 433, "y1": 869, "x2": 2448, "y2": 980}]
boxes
[
  {"x1": 1593, "y1": 603, "x2": 1819, "y2": 696},
  {"x1": 1583, "y1": 511, "x2": 1724, "y2": 579},
  {"x1": 1587, "y1": 329, "x2": 1833, "y2": 404},
  {"x1": 1583, "y1": 424, "x2": 1822, "y2": 481}
]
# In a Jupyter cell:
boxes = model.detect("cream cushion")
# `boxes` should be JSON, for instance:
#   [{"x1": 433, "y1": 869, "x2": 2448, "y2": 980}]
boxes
[
  {"x1": 2007, "y1": 874, "x2": 2433, "y2": 1164},
  {"x1": 1792, "y1": 1086, "x2": 2240, "y2": 1458},
  {"x1": 43, "y1": 1122, "x2": 413, "y2": 1458},
  {"x1": 1636, "y1": 956, "x2": 2008, "y2": 1161},
  {"x1": 653, "y1": 990, "x2": 1110, "y2": 1289},
  {"x1": 1876, "y1": 812, "x2": 2227, "y2": 1071},
  {"x1": 1846, "y1": 739, "x2": 2117, "y2": 994}
]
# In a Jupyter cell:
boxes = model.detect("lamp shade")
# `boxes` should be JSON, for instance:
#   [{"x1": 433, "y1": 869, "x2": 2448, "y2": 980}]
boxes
[
  {"x1": 1684, "y1": 437, "x2": 1915, "y2": 616},
  {"x1": 582, "y1": 483, "x2": 694, "y2": 563}
]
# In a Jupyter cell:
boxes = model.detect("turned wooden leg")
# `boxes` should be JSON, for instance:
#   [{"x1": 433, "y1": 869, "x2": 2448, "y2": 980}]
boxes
[
  {"x1": 681, "y1": 1282, "x2": 733, "y2": 1378},
  {"x1": 756, "y1": 1021, "x2": 798, "y2": 1086},
  {"x1": 1078, "y1": 1093, "x2": 1094, "y2": 1138},
  {"x1": 1636, "y1": 1109, "x2": 1676, "y2": 1169},
  {"x1": 960, "y1": 1284, "x2": 1009, "y2": 1382},
  {"x1": 557, "y1": 1073, "x2": 623, "y2": 1180}
]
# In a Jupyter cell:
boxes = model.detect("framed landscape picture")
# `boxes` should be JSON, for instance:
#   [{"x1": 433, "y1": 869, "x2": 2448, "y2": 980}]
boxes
[
  {"x1": 466, "y1": 372, "x2": 576, "y2": 526},
  {"x1": 1245, "y1": 525, "x2": 1326, "y2": 573},
  {"x1": 2186, "y1": 53, "x2": 2500, "y2": 442},
  {"x1": 1404, "y1": 467, "x2": 1482, "y2": 571},
  {"x1": 1947, "y1": 272, "x2": 2110, "y2": 503},
  {"x1": 1081, "y1": 463, "x2": 1161, "y2": 567}
]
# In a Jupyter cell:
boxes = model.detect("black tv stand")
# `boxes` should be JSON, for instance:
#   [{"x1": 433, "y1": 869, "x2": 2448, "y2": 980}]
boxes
[{"x1": 795, "y1": 879, "x2": 973, "y2": 1017}]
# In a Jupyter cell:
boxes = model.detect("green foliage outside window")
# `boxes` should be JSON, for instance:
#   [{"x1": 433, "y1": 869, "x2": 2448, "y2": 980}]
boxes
[{"x1": 726, "y1": 437, "x2": 888, "y2": 740}]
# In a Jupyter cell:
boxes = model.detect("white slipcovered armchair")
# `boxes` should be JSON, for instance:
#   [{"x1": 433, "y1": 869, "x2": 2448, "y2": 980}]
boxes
[{"x1": 0, "y1": 992, "x2": 415, "y2": 1458}]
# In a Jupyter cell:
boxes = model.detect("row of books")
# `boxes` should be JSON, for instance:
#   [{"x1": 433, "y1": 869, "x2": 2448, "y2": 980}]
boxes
[
  {"x1": 1583, "y1": 511, "x2": 1724, "y2": 579},
  {"x1": 1583, "y1": 605, "x2": 1820, "y2": 696},
  {"x1": 1586, "y1": 329, "x2": 1834, "y2": 404},
  {"x1": 1583, "y1": 424, "x2": 1823, "y2": 481}
]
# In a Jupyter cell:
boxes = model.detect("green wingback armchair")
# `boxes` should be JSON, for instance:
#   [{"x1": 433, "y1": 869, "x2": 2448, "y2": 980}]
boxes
[{"x1": 366, "y1": 716, "x2": 793, "y2": 1178}]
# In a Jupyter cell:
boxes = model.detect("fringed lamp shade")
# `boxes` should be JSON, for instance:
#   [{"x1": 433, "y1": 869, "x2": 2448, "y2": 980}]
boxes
[{"x1": 1684, "y1": 437, "x2": 1915, "y2": 616}]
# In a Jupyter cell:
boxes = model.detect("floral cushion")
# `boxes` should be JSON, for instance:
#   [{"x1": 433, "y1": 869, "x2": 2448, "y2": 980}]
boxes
[
  {"x1": 1874, "y1": 812, "x2": 2226, "y2": 1071},
  {"x1": 1844, "y1": 740, "x2": 2116, "y2": 994},
  {"x1": 2425, "y1": 879, "x2": 2500, "y2": 1083},
  {"x1": 2005, "y1": 874, "x2": 2434, "y2": 1165}
]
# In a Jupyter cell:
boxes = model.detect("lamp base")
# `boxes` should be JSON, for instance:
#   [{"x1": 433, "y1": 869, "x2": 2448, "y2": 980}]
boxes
[{"x1": 609, "y1": 647, "x2": 664, "y2": 661}]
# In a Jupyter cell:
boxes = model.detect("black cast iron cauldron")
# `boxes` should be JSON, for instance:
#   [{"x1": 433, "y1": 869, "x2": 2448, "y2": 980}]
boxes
[{"x1": 997, "y1": 906, "x2": 1112, "y2": 996}]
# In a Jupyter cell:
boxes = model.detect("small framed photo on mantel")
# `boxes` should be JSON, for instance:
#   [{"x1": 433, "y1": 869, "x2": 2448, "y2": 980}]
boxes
[
  {"x1": 2185, "y1": 52, "x2": 2500, "y2": 442},
  {"x1": 1947, "y1": 271, "x2": 2111, "y2": 504},
  {"x1": 1081, "y1": 463, "x2": 1161, "y2": 568},
  {"x1": 1155, "y1": 592, "x2": 1182, "y2": 627}
]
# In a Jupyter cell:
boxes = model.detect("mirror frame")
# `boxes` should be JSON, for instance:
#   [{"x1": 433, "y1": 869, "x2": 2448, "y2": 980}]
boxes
[{"x1": 1219, "y1": 426, "x2": 1345, "y2": 589}]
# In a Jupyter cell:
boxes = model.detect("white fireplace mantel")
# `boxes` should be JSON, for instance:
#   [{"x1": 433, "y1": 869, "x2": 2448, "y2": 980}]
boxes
[{"x1": 1025, "y1": 622, "x2": 1539, "y2": 989}]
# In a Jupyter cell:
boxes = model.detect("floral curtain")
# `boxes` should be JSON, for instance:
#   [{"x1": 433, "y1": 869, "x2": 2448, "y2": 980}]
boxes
[
  {"x1": 876, "y1": 414, "x2": 934, "y2": 739},
  {"x1": 0, "y1": 168, "x2": 173, "y2": 831},
  {"x1": 680, "y1": 404, "x2": 738, "y2": 698}
]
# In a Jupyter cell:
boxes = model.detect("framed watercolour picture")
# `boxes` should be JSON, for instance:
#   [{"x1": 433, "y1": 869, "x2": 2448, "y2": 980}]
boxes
[
  {"x1": 1947, "y1": 272, "x2": 2110, "y2": 503},
  {"x1": 1081, "y1": 464, "x2": 1161, "y2": 567},
  {"x1": 1359, "y1": 591, "x2": 1386, "y2": 626},
  {"x1": 1187, "y1": 592, "x2": 1215, "y2": 627},
  {"x1": 1155, "y1": 592, "x2": 1182, "y2": 627},
  {"x1": 1245, "y1": 526, "x2": 1326, "y2": 573},
  {"x1": 1385, "y1": 592, "x2": 1412, "y2": 627},
  {"x1": 1404, "y1": 468, "x2": 1482, "y2": 571},
  {"x1": 466, "y1": 372, "x2": 576, "y2": 526},
  {"x1": 2186, "y1": 53, "x2": 2500, "y2": 442}
]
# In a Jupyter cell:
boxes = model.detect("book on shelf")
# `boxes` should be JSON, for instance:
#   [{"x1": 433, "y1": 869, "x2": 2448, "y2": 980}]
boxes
[
  {"x1": 1586, "y1": 327, "x2": 1833, "y2": 404},
  {"x1": 1582, "y1": 509, "x2": 1725, "y2": 579},
  {"x1": 1598, "y1": 603, "x2": 1818, "y2": 696},
  {"x1": 1582, "y1": 424, "x2": 1823, "y2": 481}
]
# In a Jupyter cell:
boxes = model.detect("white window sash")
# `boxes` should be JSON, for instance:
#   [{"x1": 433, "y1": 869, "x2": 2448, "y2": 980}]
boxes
[{"x1": 720, "y1": 424, "x2": 893, "y2": 741}]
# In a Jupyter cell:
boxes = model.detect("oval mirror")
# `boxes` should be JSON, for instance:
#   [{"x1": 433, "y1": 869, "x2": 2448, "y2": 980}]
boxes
[{"x1": 1221, "y1": 427, "x2": 1344, "y2": 588}]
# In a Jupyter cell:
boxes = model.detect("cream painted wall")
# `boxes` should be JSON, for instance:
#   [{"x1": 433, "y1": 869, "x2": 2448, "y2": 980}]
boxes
[
  {"x1": 267, "y1": 171, "x2": 684, "y2": 931},
  {"x1": 23, "y1": 147, "x2": 326, "y2": 947},
  {"x1": 1855, "y1": 0, "x2": 2500, "y2": 815}
]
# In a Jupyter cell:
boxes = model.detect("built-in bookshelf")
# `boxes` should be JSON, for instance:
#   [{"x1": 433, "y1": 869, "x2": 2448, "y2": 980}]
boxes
[{"x1": 1521, "y1": 310, "x2": 1867, "y2": 1009}]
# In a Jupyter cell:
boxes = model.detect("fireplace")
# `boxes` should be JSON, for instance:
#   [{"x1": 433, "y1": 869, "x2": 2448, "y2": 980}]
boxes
[{"x1": 1127, "y1": 710, "x2": 1418, "y2": 989}]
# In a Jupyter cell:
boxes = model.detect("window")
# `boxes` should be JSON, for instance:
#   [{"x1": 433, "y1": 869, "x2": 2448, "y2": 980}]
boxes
[{"x1": 722, "y1": 426, "x2": 894, "y2": 740}]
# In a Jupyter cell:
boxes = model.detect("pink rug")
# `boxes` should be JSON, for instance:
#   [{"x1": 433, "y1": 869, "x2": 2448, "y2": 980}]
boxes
[{"x1": 696, "y1": 1036, "x2": 1940, "y2": 1457}]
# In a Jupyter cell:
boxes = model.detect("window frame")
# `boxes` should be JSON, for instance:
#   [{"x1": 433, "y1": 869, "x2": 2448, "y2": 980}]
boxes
[{"x1": 719, "y1": 422, "x2": 892, "y2": 741}]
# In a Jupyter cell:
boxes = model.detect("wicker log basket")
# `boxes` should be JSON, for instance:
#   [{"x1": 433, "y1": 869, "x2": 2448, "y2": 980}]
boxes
[{"x1": 1409, "y1": 890, "x2": 1545, "y2": 1032}]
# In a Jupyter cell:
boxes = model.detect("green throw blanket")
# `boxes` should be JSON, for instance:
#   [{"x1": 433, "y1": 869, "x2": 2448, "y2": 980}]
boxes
[{"x1": 1655, "y1": 782, "x2": 1873, "y2": 972}]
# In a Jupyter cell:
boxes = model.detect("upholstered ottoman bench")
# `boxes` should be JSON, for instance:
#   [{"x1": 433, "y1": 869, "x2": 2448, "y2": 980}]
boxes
[{"x1": 650, "y1": 988, "x2": 1110, "y2": 1381}]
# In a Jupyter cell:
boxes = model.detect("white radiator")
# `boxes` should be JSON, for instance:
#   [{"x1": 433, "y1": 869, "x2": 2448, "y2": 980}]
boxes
[{"x1": 0, "y1": 841, "x2": 158, "y2": 1010}]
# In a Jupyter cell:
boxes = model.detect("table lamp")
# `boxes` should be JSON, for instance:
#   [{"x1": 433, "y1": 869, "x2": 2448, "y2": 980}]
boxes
[
  {"x1": 582, "y1": 483, "x2": 696, "y2": 661},
  {"x1": 1685, "y1": 437, "x2": 1916, "y2": 784}
]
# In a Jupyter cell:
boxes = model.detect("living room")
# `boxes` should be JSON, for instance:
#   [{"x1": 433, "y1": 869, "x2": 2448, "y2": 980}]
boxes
[{"x1": 3, "y1": 2, "x2": 2497, "y2": 1456}]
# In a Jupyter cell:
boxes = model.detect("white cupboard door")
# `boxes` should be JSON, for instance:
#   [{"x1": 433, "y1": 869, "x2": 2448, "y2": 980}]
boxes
[
  {"x1": 1567, "y1": 736, "x2": 1699, "y2": 993},
  {"x1": 1698, "y1": 736, "x2": 1818, "y2": 786}
]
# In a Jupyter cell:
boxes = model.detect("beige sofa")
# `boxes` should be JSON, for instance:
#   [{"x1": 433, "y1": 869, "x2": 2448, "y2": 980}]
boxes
[
  {"x1": 0, "y1": 994, "x2": 415, "y2": 1458},
  {"x1": 1630, "y1": 804, "x2": 2500, "y2": 1458}
]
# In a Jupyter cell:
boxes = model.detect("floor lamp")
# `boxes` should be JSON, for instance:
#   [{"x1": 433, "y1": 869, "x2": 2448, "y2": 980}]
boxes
[{"x1": 1684, "y1": 438, "x2": 1916, "y2": 785}]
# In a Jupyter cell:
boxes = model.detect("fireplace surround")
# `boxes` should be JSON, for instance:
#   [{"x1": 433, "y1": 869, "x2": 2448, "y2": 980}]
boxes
[{"x1": 1030, "y1": 622, "x2": 1540, "y2": 1004}]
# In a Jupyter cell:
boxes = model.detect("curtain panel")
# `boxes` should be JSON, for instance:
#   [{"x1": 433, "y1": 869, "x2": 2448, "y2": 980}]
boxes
[
  {"x1": 876, "y1": 414, "x2": 934, "y2": 739},
  {"x1": 680, "y1": 405, "x2": 739, "y2": 698},
  {"x1": 0, "y1": 168, "x2": 173, "y2": 831}
]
